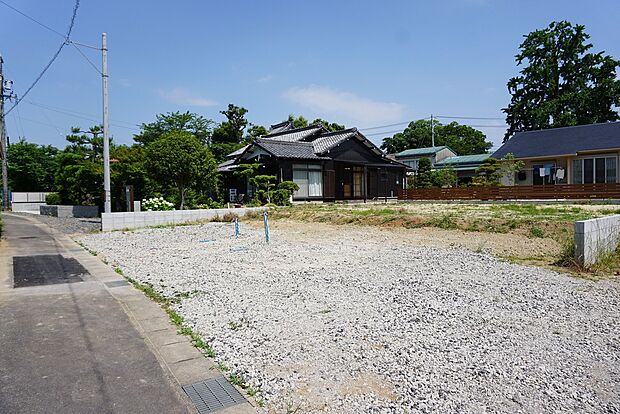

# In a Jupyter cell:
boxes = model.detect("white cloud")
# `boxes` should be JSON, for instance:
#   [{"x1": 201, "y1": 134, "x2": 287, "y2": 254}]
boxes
[
  {"x1": 257, "y1": 75, "x2": 274, "y2": 83},
  {"x1": 283, "y1": 85, "x2": 406, "y2": 125},
  {"x1": 158, "y1": 87, "x2": 217, "y2": 107}
]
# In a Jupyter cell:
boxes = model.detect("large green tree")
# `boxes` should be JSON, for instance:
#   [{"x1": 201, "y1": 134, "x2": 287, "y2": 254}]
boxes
[
  {"x1": 284, "y1": 115, "x2": 345, "y2": 132},
  {"x1": 145, "y1": 131, "x2": 217, "y2": 209},
  {"x1": 135, "y1": 111, "x2": 214, "y2": 146},
  {"x1": 211, "y1": 104, "x2": 249, "y2": 144},
  {"x1": 5, "y1": 139, "x2": 58, "y2": 192},
  {"x1": 503, "y1": 21, "x2": 620, "y2": 141},
  {"x1": 380, "y1": 119, "x2": 492, "y2": 155}
]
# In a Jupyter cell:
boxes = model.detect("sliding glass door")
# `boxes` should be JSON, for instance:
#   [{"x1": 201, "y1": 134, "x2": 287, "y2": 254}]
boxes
[{"x1": 572, "y1": 157, "x2": 617, "y2": 184}]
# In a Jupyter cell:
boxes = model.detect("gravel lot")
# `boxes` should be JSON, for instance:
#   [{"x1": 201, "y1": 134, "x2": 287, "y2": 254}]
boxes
[
  {"x1": 18, "y1": 213, "x2": 101, "y2": 235},
  {"x1": 80, "y1": 222, "x2": 620, "y2": 413}
]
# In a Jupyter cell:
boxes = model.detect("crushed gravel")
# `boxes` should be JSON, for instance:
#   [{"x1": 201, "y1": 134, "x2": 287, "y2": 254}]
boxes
[
  {"x1": 79, "y1": 222, "x2": 620, "y2": 413},
  {"x1": 21, "y1": 213, "x2": 101, "y2": 235}
]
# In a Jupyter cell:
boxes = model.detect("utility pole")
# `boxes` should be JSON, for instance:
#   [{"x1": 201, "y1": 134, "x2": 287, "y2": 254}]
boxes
[
  {"x1": 101, "y1": 33, "x2": 111, "y2": 213},
  {"x1": 0, "y1": 54, "x2": 12, "y2": 211},
  {"x1": 430, "y1": 114, "x2": 435, "y2": 147}
]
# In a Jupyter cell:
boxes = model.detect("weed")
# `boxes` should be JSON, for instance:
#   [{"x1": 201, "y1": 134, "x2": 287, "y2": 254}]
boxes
[
  {"x1": 529, "y1": 227, "x2": 545, "y2": 238},
  {"x1": 428, "y1": 213, "x2": 458, "y2": 230},
  {"x1": 319, "y1": 309, "x2": 332, "y2": 314},
  {"x1": 217, "y1": 361, "x2": 229, "y2": 372},
  {"x1": 113, "y1": 266, "x2": 124, "y2": 275},
  {"x1": 228, "y1": 373, "x2": 246, "y2": 388},
  {"x1": 228, "y1": 320, "x2": 243, "y2": 331},
  {"x1": 555, "y1": 236, "x2": 578, "y2": 268}
]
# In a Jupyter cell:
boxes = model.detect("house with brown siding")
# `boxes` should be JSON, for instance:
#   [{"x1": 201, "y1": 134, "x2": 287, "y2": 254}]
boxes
[{"x1": 492, "y1": 122, "x2": 620, "y2": 186}]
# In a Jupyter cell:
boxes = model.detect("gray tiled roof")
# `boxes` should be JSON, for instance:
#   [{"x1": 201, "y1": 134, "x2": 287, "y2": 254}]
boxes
[
  {"x1": 493, "y1": 122, "x2": 620, "y2": 159},
  {"x1": 269, "y1": 121, "x2": 293, "y2": 134},
  {"x1": 312, "y1": 129, "x2": 357, "y2": 153},
  {"x1": 255, "y1": 139, "x2": 329, "y2": 159},
  {"x1": 226, "y1": 145, "x2": 249, "y2": 158},
  {"x1": 217, "y1": 158, "x2": 239, "y2": 172},
  {"x1": 262, "y1": 125, "x2": 324, "y2": 142}
]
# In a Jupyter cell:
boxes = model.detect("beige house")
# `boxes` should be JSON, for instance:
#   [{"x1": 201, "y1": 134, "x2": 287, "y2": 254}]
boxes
[
  {"x1": 492, "y1": 122, "x2": 620, "y2": 186},
  {"x1": 393, "y1": 146, "x2": 456, "y2": 171}
]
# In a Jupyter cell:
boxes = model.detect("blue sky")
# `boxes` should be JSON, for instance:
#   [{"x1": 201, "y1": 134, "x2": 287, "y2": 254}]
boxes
[{"x1": 1, "y1": 0, "x2": 619, "y2": 150}]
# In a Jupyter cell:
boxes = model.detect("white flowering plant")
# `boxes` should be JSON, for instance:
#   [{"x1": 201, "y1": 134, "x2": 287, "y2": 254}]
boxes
[{"x1": 142, "y1": 197, "x2": 174, "y2": 211}]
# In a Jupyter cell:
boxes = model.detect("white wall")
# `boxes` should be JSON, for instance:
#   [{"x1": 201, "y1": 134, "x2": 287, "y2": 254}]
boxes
[
  {"x1": 101, "y1": 207, "x2": 265, "y2": 231},
  {"x1": 574, "y1": 214, "x2": 620, "y2": 267}
]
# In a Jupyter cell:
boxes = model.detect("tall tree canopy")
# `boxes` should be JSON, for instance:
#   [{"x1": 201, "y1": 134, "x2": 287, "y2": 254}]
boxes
[
  {"x1": 380, "y1": 119, "x2": 492, "y2": 155},
  {"x1": 135, "y1": 111, "x2": 214, "y2": 146},
  {"x1": 503, "y1": 21, "x2": 620, "y2": 141},
  {"x1": 5, "y1": 140, "x2": 58, "y2": 192},
  {"x1": 211, "y1": 104, "x2": 249, "y2": 144},
  {"x1": 285, "y1": 115, "x2": 345, "y2": 132}
]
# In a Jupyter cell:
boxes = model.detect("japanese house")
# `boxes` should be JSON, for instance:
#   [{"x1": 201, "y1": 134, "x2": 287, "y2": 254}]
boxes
[
  {"x1": 218, "y1": 122, "x2": 408, "y2": 202},
  {"x1": 392, "y1": 146, "x2": 457, "y2": 171},
  {"x1": 492, "y1": 122, "x2": 620, "y2": 185}
]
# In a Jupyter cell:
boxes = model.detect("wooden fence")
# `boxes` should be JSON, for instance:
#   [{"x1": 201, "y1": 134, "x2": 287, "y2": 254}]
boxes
[{"x1": 398, "y1": 184, "x2": 620, "y2": 201}]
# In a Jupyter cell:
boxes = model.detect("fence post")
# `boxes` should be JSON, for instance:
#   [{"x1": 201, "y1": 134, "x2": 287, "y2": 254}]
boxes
[
  {"x1": 263, "y1": 211, "x2": 270, "y2": 243},
  {"x1": 234, "y1": 217, "x2": 240, "y2": 238}
]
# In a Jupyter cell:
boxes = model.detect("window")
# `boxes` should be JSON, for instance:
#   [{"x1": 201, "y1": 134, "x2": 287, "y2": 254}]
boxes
[
  {"x1": 583, "y1": 159, "x2": 594, "y2": 183},
  {"x1": 572, "y1": 157, "x2": 617, "y2": 184},
  {"x1": 403, "y1": 159, "x2": 419, "y2": 170},
  {"x1": 292, "y1": 164, "x2": 322, "y2": 198},
  {"x1": 353, "y1": 171, "x2": 363, "y2": 197},
  {"x1": 607, "y1": 158, "x2": 617, "y2": 183},
  {"x1": 572, "y1": 159, "x2": 583, "y2": 184}
]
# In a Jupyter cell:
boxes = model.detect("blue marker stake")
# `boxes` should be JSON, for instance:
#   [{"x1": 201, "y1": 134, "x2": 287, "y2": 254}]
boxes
[
  {"x1": 234, "y1": 217, "x2": 240, "y2": 239},
  {"x1": 263, "y1": 211, "x2": 270, "y2": 243}
]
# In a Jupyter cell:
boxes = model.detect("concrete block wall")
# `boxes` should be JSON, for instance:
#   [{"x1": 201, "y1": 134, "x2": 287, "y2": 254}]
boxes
[
  {"x1": 101, "y1": 207, "x2": 265, "y2": 231},
  {"x1": 40, "y1": 205, "x2": 100, "y2": 218},
  {"x1": 574, "y1": 214, "x2": 620, "y2": 267},
  {"x1": 12, "y1": 202, "x2": 46, "y2": 213}
]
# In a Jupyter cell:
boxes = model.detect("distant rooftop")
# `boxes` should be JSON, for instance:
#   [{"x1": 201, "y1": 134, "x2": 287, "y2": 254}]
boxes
[
  {"x1": 492, "y1": 122, "x2": 620, "y2": 159},
  {"x1": 436, "y1": 153, "x2": 491, "y2": 165},
  {"x1": 395, "y1": 146, "x2": 450, "y2": 158}
]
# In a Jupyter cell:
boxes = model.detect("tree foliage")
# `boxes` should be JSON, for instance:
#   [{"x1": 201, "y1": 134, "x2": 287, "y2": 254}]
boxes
[
  {"x1": 415, "y1": 157, "x2": 433, "y2": 188},
  {"x1": 380, "y1": 119, "x2": 492, "y2": 155},
  {"x1": 503, "y1": 21, "x2": 620, "y2": 141},
  {"x1": 135, "y1": 111, "x2": 214, "y2": 146},
  {"x1": 145, "y1": 131, "x2": 217, "y2": 209},
  {"x1": 6, "y1": 140, "x2": 58, "y2": 192},
  {"x1": 285, "y1": 115, "x2": 345, "y2": 132},
  {"x1": 212, "y1": 104, "x2": 249, "y2": 144},
  {"x1": 472, "y1": 158, "x2": 503, "y2": 186}
]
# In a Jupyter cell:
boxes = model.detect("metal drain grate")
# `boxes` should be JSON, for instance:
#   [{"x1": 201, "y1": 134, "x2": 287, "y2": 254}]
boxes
[
  {"x1": 182, "y1": 376, "x2": 246, "y2": 413},
  {"x1": 13, "y1": 254, "x2": 87, "y2": 288},
  {"x1": 104, "y1": 280, "x2": 130, "y2": 288}
]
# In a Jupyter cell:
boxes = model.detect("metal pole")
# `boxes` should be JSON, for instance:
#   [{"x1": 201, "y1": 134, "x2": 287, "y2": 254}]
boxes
[
  {"x1": 0, "y1": 55, "x2": 9, "y2": 211},
  {"x1": 102, "y1": 33, "x2": 111, "y2": 213},
  {"x1": 431, "y1": 114, "x2": 435, "y2": 147}
]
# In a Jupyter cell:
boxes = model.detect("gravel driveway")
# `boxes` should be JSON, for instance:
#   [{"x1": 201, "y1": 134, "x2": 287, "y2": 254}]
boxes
[{"x1": 80, "y1": 223, "x2": 620, "y2": 413}]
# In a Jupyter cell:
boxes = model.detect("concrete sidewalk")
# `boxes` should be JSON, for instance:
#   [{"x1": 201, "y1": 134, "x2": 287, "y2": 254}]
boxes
[{"x1": 0, "y1": 213, "x2": 255, "y2": 414}]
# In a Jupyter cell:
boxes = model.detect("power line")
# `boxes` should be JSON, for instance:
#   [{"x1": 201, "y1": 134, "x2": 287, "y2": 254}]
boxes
[
  {"x1": 0, "y1": 0, "x2": 66, "y2": 39},
  {"x1": 70, "y1": 43, "x2": 102, "y2": 75},
  {"x1": 5, "y1": 0, "x2": 80, "y2": 117},
  {"x1": 435, "y1": 115, "x2": 505, "y2": 121},
  {"x1": 23, "y1": 100, "x2": 140, "y2": 130}
]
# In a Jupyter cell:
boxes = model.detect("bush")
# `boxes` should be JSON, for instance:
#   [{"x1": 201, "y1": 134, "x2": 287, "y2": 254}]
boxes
[
  {"x1": 196, "y1": 198, "x2": 224, "y2": 209},
  {"x1": 45, "y1": 193, "x2": 62, "y2": 205},
  {"x1": 142, "y1": 197, "x2": 174, "y2": 211}
]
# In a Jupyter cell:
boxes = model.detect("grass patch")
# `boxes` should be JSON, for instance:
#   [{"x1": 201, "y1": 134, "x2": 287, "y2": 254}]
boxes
[{"x1": 529, "y1": 226, "x2": 545, "y2": 238}]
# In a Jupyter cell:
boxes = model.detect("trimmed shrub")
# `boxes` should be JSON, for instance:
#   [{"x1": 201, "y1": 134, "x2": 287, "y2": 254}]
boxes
[{"x1": 45, "y1": 193, "x2": 62, "y2": 205}]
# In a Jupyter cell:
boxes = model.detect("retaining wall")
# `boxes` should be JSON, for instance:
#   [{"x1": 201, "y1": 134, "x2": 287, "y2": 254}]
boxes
[
  {"x1": 11, "y1": 192, "x2": 51, "y2": 213},
  {"x1": 101, "y1": 207, "x2": 265, "y2": 231},
  {"x1": 574, "y1": 214, "x2": 620, "y2": 267},
  {"x1": 40, "y1": 205, "x2": 100, "y2": 218}
]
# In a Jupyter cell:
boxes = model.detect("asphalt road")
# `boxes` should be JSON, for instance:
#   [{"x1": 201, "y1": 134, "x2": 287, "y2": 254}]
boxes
[{"x1": 0, "y1": 213, "x2": 192, "y2": 414}]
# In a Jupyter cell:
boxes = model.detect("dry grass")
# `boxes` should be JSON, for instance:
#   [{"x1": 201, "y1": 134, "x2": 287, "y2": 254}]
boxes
[{"x1": 252, "y1": 202, "x2": 620, "y2": 278}]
